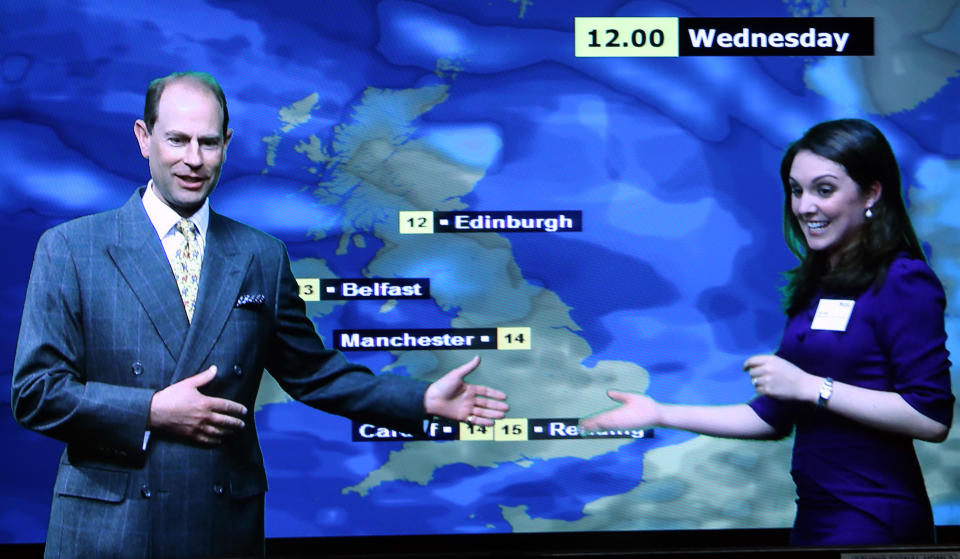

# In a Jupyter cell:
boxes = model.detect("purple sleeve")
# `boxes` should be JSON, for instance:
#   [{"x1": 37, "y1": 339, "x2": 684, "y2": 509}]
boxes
[
  {"x1": 747, "y1": 395, "x2": 796, "y2": 438},
  {"x1": 746, "y1": 324, "x2": 799, "y2": 438},
  {"x1": 875, "y1": 258, "x2": 954, "y2": 426}
]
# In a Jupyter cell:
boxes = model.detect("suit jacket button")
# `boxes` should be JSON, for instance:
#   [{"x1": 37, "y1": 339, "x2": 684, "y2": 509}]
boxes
[
  {"x1": 140, "y1": 484, "x2": 152, "y2": 499},
  {"x1": 233, "y1": 365, "x2": 242, "y2": 376},
  {"x1": 213, "y1": 483, "x2": 224, "y2": 496},
  {"x1": 131, "y1": 362, "x2": 144, "y2": 376}
]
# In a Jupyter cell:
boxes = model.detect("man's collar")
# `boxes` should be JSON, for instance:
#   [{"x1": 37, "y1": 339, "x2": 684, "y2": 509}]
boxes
[{"x1": 141, "y1": 180, "x2": 210, "y2": 239}]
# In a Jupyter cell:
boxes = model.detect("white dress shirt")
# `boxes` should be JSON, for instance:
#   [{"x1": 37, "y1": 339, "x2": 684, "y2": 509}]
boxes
[
  {"x1": 139, "y1": 181, "x2": 210, "y2": 450},
  {"x1": 141, "y1": 180, "x2": 209, "y2": 266}
]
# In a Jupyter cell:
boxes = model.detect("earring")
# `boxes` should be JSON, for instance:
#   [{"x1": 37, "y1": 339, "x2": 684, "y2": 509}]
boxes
[{"x1": 865, "y1": 208, "x2": 873, "y2": 219}]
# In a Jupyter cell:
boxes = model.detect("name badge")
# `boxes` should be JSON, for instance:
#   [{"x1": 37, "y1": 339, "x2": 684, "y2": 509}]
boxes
[{"x1": 811, "y1": 299, "x2": 855, "y2": 331}]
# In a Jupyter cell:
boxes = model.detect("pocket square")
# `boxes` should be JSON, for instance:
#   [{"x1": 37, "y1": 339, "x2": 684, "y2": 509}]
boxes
[{"x1": 235, "y1": 293, "x2": 266, "y2": 307}]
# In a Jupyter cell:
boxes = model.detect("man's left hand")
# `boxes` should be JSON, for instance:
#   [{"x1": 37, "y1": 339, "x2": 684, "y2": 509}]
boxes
[{"x1": 423, "y1": 356, "x2": 508, "y2": 426}]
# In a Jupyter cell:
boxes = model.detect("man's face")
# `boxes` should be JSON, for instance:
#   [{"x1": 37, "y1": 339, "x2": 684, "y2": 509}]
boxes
[{"x1": 134, "y1": 80, "x2": 232, "y2": 217}]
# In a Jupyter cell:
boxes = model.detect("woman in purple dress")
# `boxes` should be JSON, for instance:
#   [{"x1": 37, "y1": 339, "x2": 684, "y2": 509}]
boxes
[{"x1": 583, "y1": 119, "x2": 954, "y2": 546}]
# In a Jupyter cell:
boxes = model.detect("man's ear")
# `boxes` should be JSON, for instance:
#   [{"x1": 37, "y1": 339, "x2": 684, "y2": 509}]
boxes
[
  {"x1": 222, "y1": 128, "x2": 233, "y2": 159},
  {"x1": 133, "y1": 120, "x2": 151, "y2": 159}
]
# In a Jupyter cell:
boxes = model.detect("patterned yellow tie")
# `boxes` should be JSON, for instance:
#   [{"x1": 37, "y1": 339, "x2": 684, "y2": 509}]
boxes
[{"x1": 173, "y1": 219, "x2": 202, "y2": 321}]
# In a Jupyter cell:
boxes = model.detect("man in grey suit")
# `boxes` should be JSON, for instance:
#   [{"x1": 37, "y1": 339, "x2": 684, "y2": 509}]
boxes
[{"x1": 11, "y1": 71, "x2": 508, "y2": 558}]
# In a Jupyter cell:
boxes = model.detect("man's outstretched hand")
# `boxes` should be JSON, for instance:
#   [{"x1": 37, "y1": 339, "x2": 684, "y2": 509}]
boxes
[
  {"x1": 423, "y1": 356, "x2": 508, "y2": 426},
  {"x1": 148, "y1": 366, "x2": 247, "y2": 445}
]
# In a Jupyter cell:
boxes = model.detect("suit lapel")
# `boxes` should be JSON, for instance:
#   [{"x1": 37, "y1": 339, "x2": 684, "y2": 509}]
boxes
[
  {"x1": 106, "y1": 189, "x2": 189, "y2": 363},
  {"x1": 172, "y1": 211, "x2": 252, "y2": 383}
]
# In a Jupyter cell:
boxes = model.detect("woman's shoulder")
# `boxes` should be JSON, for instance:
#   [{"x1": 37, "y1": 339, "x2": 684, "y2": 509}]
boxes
[
  {"x1": 886, "y1": 252, "x2": 939, "y2": 282},
  {"x1": 877, "y1": 252, "x2": 945, "y2": 304}
]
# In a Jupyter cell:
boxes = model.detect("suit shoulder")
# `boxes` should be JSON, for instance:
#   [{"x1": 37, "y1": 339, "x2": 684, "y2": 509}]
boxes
[
  {"x1": 38, "y1": 206, "x2": 123, "y2": 246},
  {"x1": 210, "y1": 212, "x2": 287, "y2": 253}
]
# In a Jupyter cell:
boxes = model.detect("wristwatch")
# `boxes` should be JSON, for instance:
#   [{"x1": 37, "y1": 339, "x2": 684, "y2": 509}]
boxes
[{"x1": 817, "y1": 377, "x2": 834, "y2": 408}]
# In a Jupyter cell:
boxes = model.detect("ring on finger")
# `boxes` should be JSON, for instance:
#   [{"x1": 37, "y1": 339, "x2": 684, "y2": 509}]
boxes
[{"x1": 467, "y1": 415, "x2": 476, "y2": 424}]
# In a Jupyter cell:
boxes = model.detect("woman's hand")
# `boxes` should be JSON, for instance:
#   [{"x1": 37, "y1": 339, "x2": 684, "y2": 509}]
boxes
[
  {"x1": 743, "y1": 354, "x2": 820, "y2": 403},
  {"x1": 580, "y1": 390, "x2": 660, "y2": 432}
]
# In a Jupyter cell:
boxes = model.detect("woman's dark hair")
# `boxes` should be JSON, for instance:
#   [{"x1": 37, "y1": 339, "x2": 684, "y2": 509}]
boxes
[{"x1": 780, "y1": 118, "x2": 925, "y2": 315}]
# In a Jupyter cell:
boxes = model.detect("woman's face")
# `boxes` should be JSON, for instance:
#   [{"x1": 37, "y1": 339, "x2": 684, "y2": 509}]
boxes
[{"x1": 789, "y1": 150, "x2": 881, "y2": 265}]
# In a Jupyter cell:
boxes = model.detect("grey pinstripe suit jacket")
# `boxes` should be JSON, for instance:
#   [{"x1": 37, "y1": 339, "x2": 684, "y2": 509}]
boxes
[{"x1": 12, "y1": 188, "x2": 428, "y2": 558}]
